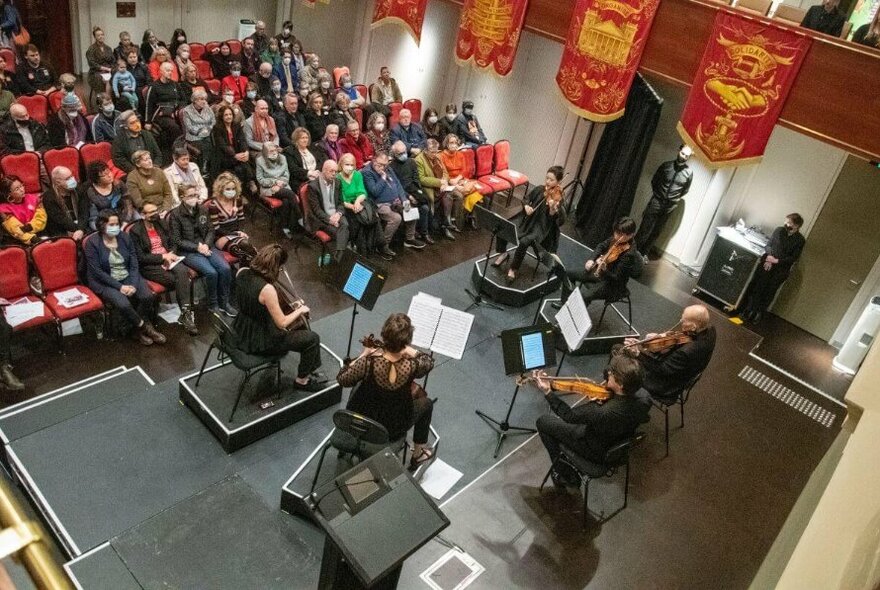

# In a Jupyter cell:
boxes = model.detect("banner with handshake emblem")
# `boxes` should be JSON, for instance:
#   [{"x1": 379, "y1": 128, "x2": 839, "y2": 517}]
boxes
[{"x1": 677, "y1": 11, "x2": 811, "y2": 167}]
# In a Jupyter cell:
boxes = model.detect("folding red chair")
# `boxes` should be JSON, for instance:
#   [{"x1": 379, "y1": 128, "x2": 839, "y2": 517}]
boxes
[
  {"x1": 43, "y1": 147, "x2": 82, "y2": 181},
  {"x1": 0, "y1": 245, "x2": 59, "y2": 347},
  {"x1": 225, "y1": 39, "x2": 241, "y2": 54},
  {"x1": 403, "y1": 99, "x2": 422, "y2": 122},
  {"x1": 205, "y1": 79, "x2": 221, "y2": 94},
  {"x1": 1, "y1": 153, "x2": 41, "y2": 194},
  {"x1": 0, "y1": 48, "x2": 16, "y2": 73},
  {"x1": 353, "y1": 107, "x2": 363, "y2": 129},
  {"x1": 354, "y1": 84, "x2": 367, "y2": 101},
  {"x1": 474, "y1": 143, "x2": 515, "y2": 207},
  {"x1": 297, "y1": 184, "x2": 331, "y2": 261},
  {"x1": 388, "y1": 102, "x2": 403, "y2": 128},
  {"x1": 493, "y1": 140, "x2": 529, "y2": 201},
  {"x1": 16, "y1": 95, "x2": 49, "y2": 125},
  {"x1": 80, "y1": 142, "x2": 124, "y2": 181},
  {"x1": 332, "y1": 66, "x2": 350, "y2": 88},
  {"x1": 461, "y1": 148, "x2": 494, "y2": 198},
  {"x1": 189, "y1": 43, "x2": 206, "y2": 61},
  {"x1": 256, "y1": 190, "x2": 285, "y2": 236},
  {"x1": 194, "y1": 59, "x2": 212, "y2": 80},
  {"x1": 30, "y1": 237, "x2": 104, "y2": 350}
]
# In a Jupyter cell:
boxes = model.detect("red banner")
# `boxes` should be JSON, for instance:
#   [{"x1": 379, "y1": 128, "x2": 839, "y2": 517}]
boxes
[
  {"x1": 677, "y1": 11, "x2": 811, "y2": 166},
  {"x1": 455, "y1": 0, "x2": 529, "y2": 77},
  {"x1": 556, "y1": 0, "x2": 661, "y2": 122},
  {"x1": 372, "y1": 0, "x2": 429, "y2": 44}
]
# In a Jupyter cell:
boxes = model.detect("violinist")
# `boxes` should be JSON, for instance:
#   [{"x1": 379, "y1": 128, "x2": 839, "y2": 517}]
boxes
[
  {"x1": 233, "y1": 244, "x2": 325, "y2": 392},
  {"x1": 620, "y1": 304, "x2": 715, "y2": 397},
  {"x1": 493, "y1": 166, "x2": 566, "y2": 283},
  {"x1": 337, "y1": 313, "x2": 436, "y2": 470},
  {"x1": 532, "y1": 355, "x2": 650, "y2": 487},
  {"x1": 551, "y1": 217, "x2": 641, "y2": 310}
]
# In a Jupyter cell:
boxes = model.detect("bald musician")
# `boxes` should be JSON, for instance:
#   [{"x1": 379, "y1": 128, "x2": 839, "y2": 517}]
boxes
[{"x1": 620, "y1": 304, "x2": 716, "y2": 397}]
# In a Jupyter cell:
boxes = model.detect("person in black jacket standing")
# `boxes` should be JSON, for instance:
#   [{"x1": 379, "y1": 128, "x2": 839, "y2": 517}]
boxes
[
  {"x1": 801, "y1": 0, "x2": 846, "y2": 37},
  {"x1": 170, "y1": 184, "x2": 236, "y2": 317},
  {"x1": 534, "y1": 355, "x2": 649, "y2": 486},
  {"x1": 128, "y1": 201, "x2": 198, "y2": 335},
  {"x1": 634, "y1": 145, "x2": 694, "y2": 259},
  {"x1": 741, "y1": 213, "x2": 806, "y2": 323},
  {"x1": 42, "y1": 167, "x2": 88, "y2": 241}
]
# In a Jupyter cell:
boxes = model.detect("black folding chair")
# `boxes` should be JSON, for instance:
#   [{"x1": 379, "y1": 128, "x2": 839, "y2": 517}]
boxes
[{"x1": 649, "y1": 372, "x2": 703, "y2": 458}]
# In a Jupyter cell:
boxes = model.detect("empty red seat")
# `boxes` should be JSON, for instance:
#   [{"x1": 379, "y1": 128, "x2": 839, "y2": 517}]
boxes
[
  {"x1": 43, "y1": 147, "x2": 81, "y2": 181},
  {"x1": 493, "y1": 140, "x2": 529, "y2": 193},
  {"x1": 225, "y1": 39, "x2": 241, "y2": 54},
  {"x1": 189, "y1": 43, "x2": 206, "y2": 61},
  {"x1": 355, "y1": 84, "x2": 368, "y2": 101},
  {"x1": 205, "y1": 42, "x2": 221, "y2": 54},
  {"x1": 205, "y1": 79, "x2": 221, "y2": 94},
  {"x1": 461, "y1": 148, "x2": 494, "y2": 196},
  {"x1": 474, "y1": 144, "x2": 512, "y2": 195},
  {"x1": 80, "y1": 142, "x2": 124, "y2": 180},
  {"x1": 1, "y1": 152, "x2": 41, "y2": 194},
  {"x1": 0, "y1": 246, "x2": 57, "y2": 338},
  {"x1": 388, "y1": 102, "x2": 403, "y2": 127}
]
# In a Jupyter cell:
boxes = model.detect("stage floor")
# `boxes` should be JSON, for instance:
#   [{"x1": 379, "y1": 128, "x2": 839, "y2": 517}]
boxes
[{"x1": 3, "y1": 234, "x2": 847, "y2": 589}]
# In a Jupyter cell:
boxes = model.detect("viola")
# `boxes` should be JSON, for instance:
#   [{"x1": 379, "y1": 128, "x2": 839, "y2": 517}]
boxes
[
  {"x1": 623, "y1": 330, "x2": 693, "y2": 356},
  {"x1": 517, "y1": 372, "x2": 611, "y2": 402},
  {"x1": 593, "y1": 236, "x2": 631, "y2": 277}
]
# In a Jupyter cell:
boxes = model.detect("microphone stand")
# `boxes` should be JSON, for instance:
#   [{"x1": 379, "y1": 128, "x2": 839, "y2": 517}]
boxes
[{"x1": 465, "y1": 225, "x2": 504, "y2": 312}]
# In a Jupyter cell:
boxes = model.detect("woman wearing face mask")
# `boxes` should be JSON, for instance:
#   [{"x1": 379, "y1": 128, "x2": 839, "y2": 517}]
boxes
[
  {"x1": 256, "y1": 142, "x2": 302, "y2": 240},
  {"x1": 273, "y1": 49, "x2": 299, "y2": 95},
  {"x1": 337, "y1": 73, "x2": 364, "y2": 108},
  {"x1": 212, "y1": 89, "x2": 244, "y2": 126},
  {"x1": 179, "y1": 64, "x2": 217, "y2": 105},
  {"x1": 421, "y1": 108, "x2": 442, "y2": 143},
  {"x1": 316, "y1": 71, "x2": 334, "y2": 108},
  {"x1": 168, "y1": 28, "x2": 188, "y2": 60},
  {"x1": 84, "y1": 161, "x2": 133, "y2": 228},
  {"x1": 240, "y1": 81, "x2": 260, "y2": 118},
  {"x1": 275, "y1": 20, "x2": 299, "y2": 51},
  {"x1": 91, "y1": 93, "x2": 120, "y2": 143},
  {"x1": 290, "y1": 41, "x2": 306, "y2": 73},
  {"x1": 111, "y1": 111, "x2": 162, "y2": 173},
  {"x1": 208, "y1": 42, "x2": 237, "y2": 80},
  {"x1": 415, "y1": 138, "x2": 462, "y2": 241},
  {"x1": 85, "y1": 210, "x2": 167, "y2": 346},
  {"x1": 266, "y1": 76, "x2": 285, "y2": 113},
  {"x1": 47, "y1": 93, "x2": 91, "y2": 148},
  {"x1": 86, "y1": 26, "x2": 115, "y2": 96},
  {"x1": 303, "y1": 92, "x2": 329, "y2": 145},
  {"x1": 328, "y1": 93, "x2": 356, "y2": 138},
  {"x1": 337, "y1": 153, "x2": 393, "y2": 260},
  {"x1": 454, "y1": 100, "x2": 487, "y2": 147},
  {"x1": 260, "y1": 37, "x2": 282, "y2": 67},
  {"x1": 440, "y1": 134, "x2": 483, "y2": 229},
  {"x1": 148, "y1": 47, "x2": 178, "y2": 82},
  {"x1": 438, "y1": 104, "x2": 458, "y2": 141},
  {"x1": 300, "y1": 54, "x2": 321, "y2": 93},
  {"x1": 365, "y1": 112, "x2": 391, "y2": 156},
  {"x1": 180, "y1": 89, "x2": 215, "y2": 169},
  {"x1": 173, "y1": 45, "x2": 194, "y2": 87},
  {"x1": 283, "y1": 127, "x2": 325, "y2": 193},
  {"x1": 140, "y1": 30, "x2": 165, "y2": 63},
  {"x1": 0, "y1": 176, "x2": 46, "y2": 245},
  {"x1": 207, "y1": 172, "x2": 257, "y2": 265},
  {"x1": 127, "y1": 150, "x2": 173, "y2": 216},
  {"x1": 211, "y1": 105, "x2": 254, "y2": 192}
]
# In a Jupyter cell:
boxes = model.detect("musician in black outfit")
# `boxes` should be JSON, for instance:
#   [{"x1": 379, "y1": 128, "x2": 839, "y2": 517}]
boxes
[
  {"x1": 741, "y1": 213, "x2": 805, "y2": 323},
  {"x1": 634, "y1": 145, "x2": 694, "y2": 258},
  {"x1": 620, "y1": 304, "x2": 716, "y2": 397},
  {"x1": 533, "y1": 355, "x2": 650, "y2": 486},
  {"x1": 493, "y1": 166, "x2": 566, "y2": 283},
  {"x1": 233, "y1": 244, "x2": 325, "y2": 392},
  {"x1": 551, "y1": 217, "x2": 642, "y2": 309}
]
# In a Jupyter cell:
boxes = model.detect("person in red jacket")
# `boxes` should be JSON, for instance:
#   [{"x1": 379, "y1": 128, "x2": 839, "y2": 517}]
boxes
[
  {"x1": 338, "y1": 119, "x2": 373, "y2": 169},
  {"x1": 220, "y1": 62, "x2": 248, "y2": 102}
]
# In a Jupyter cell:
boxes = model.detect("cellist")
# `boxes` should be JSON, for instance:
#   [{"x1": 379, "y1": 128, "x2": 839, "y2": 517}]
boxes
[
  {"x1": 550, "y1": 217, "x2": 641, "y2": 310},
  {"x1": 492, "y1": 166, "x2": 567, "y2": 283},
  {"x1": 531, "y1": 355, "x2": 650, "y2": 488}
]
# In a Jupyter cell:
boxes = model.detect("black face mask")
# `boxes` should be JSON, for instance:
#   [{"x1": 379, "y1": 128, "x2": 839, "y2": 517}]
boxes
[{"x1": 63, "y1": 84, "x2": 75, "y2": 92}]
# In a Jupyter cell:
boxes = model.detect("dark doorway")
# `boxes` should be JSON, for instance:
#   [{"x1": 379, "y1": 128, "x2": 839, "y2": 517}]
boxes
[{"x1": 15, "y1": 0, "x2": 73, "y2": 73}]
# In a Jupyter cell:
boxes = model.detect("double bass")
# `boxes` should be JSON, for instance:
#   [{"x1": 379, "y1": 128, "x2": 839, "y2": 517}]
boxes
[{"x1": 517, "y1": 371, "x2": 611, "y2": 402}]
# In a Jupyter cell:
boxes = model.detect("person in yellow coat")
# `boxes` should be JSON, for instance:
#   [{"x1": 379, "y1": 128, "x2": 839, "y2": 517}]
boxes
[
  {"x1": 0, "y1": 176, "x2": 47, "y2": 245},
  {"x1": 439, "y1": 134, "x2": 483, "y2": 229},
  {"x1": 414, "y1": 138, "x2": 464, "y2": 241}
]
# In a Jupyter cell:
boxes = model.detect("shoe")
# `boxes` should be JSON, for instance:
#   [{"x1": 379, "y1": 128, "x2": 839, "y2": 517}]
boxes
[
  {"x1": 0, "y1": 364, "x2": 25, "y2": 392},
  {"x1": 310, "y1": 371, "x2": 329, "y2": 384},
  {"x1": 505, "y1": 271, "x2": 516, "y2": 284},
  {"x1": 380, "y1": 245, "x2": 397, "y2": 258},
  {"x1": 221, "y1": 302, "x2": 238, "y2": 318},
  {"x1": 467, "y1": 216, "x2": 477, "y2": 230},
  {"x1": 404, "y1": 239, "x2": 426, "y2": 249},
  {"x1": 134, "y1": 325, "x2": 153, "y2": 346},
  {"x1": 420, "y1": 233, "x2": 435, "y2": 245},
  {"x1": 178, "y1": 307, "x2": 199, "y2": 336},
  {"x1": 408, "y1": 447, "x2": 435, "y2": 472},
  {"x1": 450, "y1": 223, "x2": 462, "y2": 233},
  {"x1": 293, "y1": 377, "x2": 325, "y2": 392},
  {"x1": 208, "y1": 305, "x2": 222, "y2": 317},
  {"x1": 443, "y1": 228, "x2": 456, "y2": 241},
  {"x1": 493, "y1": 252, "x2": 509, "y2": 267},
  {"x1": 143, "y1": 322, "x2": 166, "y2": 345}
]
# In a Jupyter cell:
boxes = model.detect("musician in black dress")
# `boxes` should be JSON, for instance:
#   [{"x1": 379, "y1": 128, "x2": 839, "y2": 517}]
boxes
[
  {"x1": 493, "y1": 166, "x2": 566, "y2": 283},
  {"x1": 233, "y1": 244, "x2": 324, "y2": 392},
  {"x1": 741, "y1": 213, "x2": 805, "y2": 323},
  {"x1": 551, "y1": 217, "x2": 642, "y2": 309},
  {"x1": 337, "y1": 313, "x2": 436, "y2": 470}
]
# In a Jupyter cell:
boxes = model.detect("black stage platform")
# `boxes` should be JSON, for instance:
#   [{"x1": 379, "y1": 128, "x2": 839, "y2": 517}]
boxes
[
  {"x1": 470, "y1": 248, "x2": 560, "y2": 307},
  {"x1": 4, "y1": 233, "x2": 701, "y2": 588}
]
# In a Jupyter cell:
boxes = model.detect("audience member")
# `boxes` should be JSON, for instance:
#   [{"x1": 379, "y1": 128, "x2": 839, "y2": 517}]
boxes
[
  {"x1": 112, "y1": 57, "x2": 139, "y2": 110},
  {"x1": 307, "y1": 159, "x2": 349, "y2": 261},
  {"x1": 369, "y1": 66, "x2": 402, "y2": 117},
  {"x1": 140, "y1": 29, "x2": 165, "y2": 63},
  {"x1": 256, "y1": 142, "x2": 301, "y2": 239},
  {"x1": 338, "y1": 72, "x2": 365, "y2": 107},
  {"x1": 244, "y1": 99, "x2": 279, "y2": 157},
  {"x1": 0, "y1": 77, "x2": 13, "y2": 120},
  {"x1": 179, "y1": 64, "x2": 216, "y2": 105},
  {"x1": 853, "y1": 10, "x2": 880, "y2": 47},
  {"x1": 208, "y1": 42, "x2": 237, "y2": 80},
  {"x1": 338, "y1": 152, "x2": 392, "y2": 259},
  {"x1": 170, "y1": 183, "x2": 236, "y2": 316},
  {"x1": 42, "y1": 167, "x2": 87, "y2": 240},
  {"x1": 438, "y1": 103, "x2": 458, "y2": 139},
  {"x1": 91, "y1": 94, "x2": 121, "y2": 143},
  {"x1": 290, "y1": 40, "x2": 306, "y2": 73},
  {"x1": 266, "y1": 77, "x2": 285, "y2": 113},
  {"x1": 316, "y1": 123, "x2": 343, "y2": 162},
  {"x1": 144, "y1": 62, "x2": 184, "y2": 148},
  {"x1": 248, "y1": 20, "x2": 270, "y2": 54},
  {"x1": 239, "y1": 37, "x2": 260, "y2": 78},
  {"x1": 274, "y1": 49, "x2": 299, "y2": 95},
  {"x1": 303, "y1": 91, "x2": 330, "y2": 143},
  {"x1": 252, "y1": 62, "x2": 274, "y2": 100},
  {"x1": 440, "y1": 134, "x2": 483, "y2": 227},
  {"x1": 0, "y1": 0, "x2": 22, "y2": 51},
  {"x1": 214, "y1": 87, "x2": 245, "y2": 125},
  {"x1": 390, "y1": 141, "x2": 432, "y2": 244},
  {"x1": 83, "y1": 161, "x2": 133, "y2": 228},
  {"x1": 422, "y1": 108, "x2": 442, "y2": 143},
  {"x1": 128, "y1": 201, "x2": 198, "y2": 335},
  {"x1": 365, "y1": 111, "x2": 391, "y2": 156},
  {"x1": 16, "y1": 45, "x2": 58, "y2": 96},
  {"x1": 0, "y1": 176, "x2": 45, "y2": 245},
  {"x1": 261, "y1": 37, "x2": 282, "y2": 67},
  {"x1": 0, "y1": 54, "x2": 18, "y2": 95},
  {"x1": 329, "y1": 92, "x2": 358, "y2": 133},
  {"x1": 168, "y1": 28, "x2": 188, "y2": 59},
  {"x1": 211, "y1": 104, "x2": 254, "y2": 192},
  {"x1": 299, "y1": 54, "x2": 321, "y2": 93},
  {"x1": 363, "y1": 151, "x2": 424, "y2": 249},
  {"x1": 284, "y1": 127, "x2": 324, "y2": 192},
  {"x1": 297, "y1": 78, "x2": 312, "y2": 104},
  {"x1": 1, "y1": 104, "x2": 50, "y2": 154},
  {"x1": 274, "y1": 93, "x2": 306, "y2": 149},
  {"x1": 391, "y1": 108, "x2": 427, "y2": 155},
  {"x1": 316, "y1": 71, "x2": 334, "y2": 106},
  {"x1": 47, "y1": 93, "x2": 91, "y2": 148},
  {"x1": 801, "y1": 0, "x2": 846, "y2": 36},
  {"x1": 85, "y1": 210, "x2": 167, "y2": 345},
  {"x1": 127, "y1": 150, "x2": 173, "y2": 215},
  {"x1": 221, "y1": 61, "x2": 248, "y2": 102},
  {"x1": 112, "y1": 111, "x2": 162, "y2": 173},
  {"x1": 240, "y1": 81, "x2": 260, "y2": 118},
  {"x1": 147, "y1": 47, "x2": 177, "y2": 81},
  {"x1": 164, "y1": 145, "x2": 208, "y2": 207},
  {"x1": 276, "y1": 20, "x2": 299, "y2": 52},
  {"x1": 207, "y1": 172, "x2": 257, "y2": 264},
  {"x1": 415, "y1": 138, "x2": 462, "y2": 240},
  {"x1": 114, "y1": 30, "x2": 140, "y2": 63},
  {"x1": 86, "y1": 26, "x2": 115, "y2": 96},
  {"x1": 124, "y1": 49, "x2": 150, "y2": 101},
  {"x1": 339, "y1": 120, "x2": 373, "y2": 168},
  {"x1": 174, "y1": 43, "x2": 195, "y2": 79},
  {"x1": 454, "y1": 100, "x2": 487, "y2": 147},
  {"x1": 180, "y1": 89, "x2": 215, "y2": 167}
]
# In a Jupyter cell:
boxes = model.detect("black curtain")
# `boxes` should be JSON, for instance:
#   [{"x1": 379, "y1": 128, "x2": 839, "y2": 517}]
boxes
[{"x1": 575, "y1": 74, "x2": 663, "y2": 248}]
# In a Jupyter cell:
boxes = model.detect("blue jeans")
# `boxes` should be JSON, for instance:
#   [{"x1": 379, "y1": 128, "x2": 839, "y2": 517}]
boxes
[{"x1": 184, "y1": 249, "x2": 231, "y2": 307}]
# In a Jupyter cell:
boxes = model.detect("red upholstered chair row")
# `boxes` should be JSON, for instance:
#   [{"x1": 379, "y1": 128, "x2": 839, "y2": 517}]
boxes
[
  {"x1": 297, "y1": 184, "x2": 331, "y2": 260},
  {"x1": 0, "y1": 48, "x2": 16, "y2": 73},
  {"x1": 0, "y1": 143, "x2": 124, "y2": 194}
]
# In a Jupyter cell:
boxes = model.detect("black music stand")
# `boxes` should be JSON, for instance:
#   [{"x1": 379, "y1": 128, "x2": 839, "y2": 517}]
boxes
[
  {"x1": 335, "y1": 256, "x2": 387, "y2": 360},
  {"x1": 476, "y1": 325, "x2": 556, "y2": 458},
  {"x1": 310, "y1": 449, "x2": 450, "y2": 590},
  {"x1": 465, "y1": 205, "x2": 518, "y2": 312}
]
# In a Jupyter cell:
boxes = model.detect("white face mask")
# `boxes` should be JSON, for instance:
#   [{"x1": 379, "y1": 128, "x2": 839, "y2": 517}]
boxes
[
  {"x1": 428, "y1": 116, "x2": 438, "y2": 124},
  {"x1": 102, "y1": 104, "x2": 115, "y2": 116},
  {"x1": 343, "y1": 165, "x2": 354, "y2": 173},
  {"x1": 272, "y1": 84, "x2": 281, "y2": 93},
  {"x1": 343, "y1": 82, "x2": 352, "y2": 90},
  {"x1": 374, "y1": 123, "x2": 385, "y2": 132},
  {"x1": 231, "y1": 71, "x2": 241, "y2": 78},
  {"x1": 180, "y1": 51, "x2": 190, "y2": 59},
  {"x1": 320, "y1": 81, "x2": 330, "y2": 89},
  {"x1": 284, "y1": 28, "x2": 291, "y2": 35},
  {"x1": 223, "y1": 95, "x2": 234, "y2": 104},
  {"x1": 283, "y1": 57, "x2": 291, "y2": 65},
  {"x1": 65, "y1": 110, "x2": 79, "y2": 119},
  {"x1": 223, "y1": 188, "x2": 236, "y2": 198},
  {"x1": 446, "y1": 113, "x2": 456, "y2": 121},
  {"x1": 184, "y1": 197, "x2": 199, "y2": 208}
]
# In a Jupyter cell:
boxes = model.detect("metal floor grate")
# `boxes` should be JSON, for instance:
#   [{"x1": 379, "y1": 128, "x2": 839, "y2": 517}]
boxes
[{"x1": 738, "y1": 366, "x2": 836, "y2": 428}]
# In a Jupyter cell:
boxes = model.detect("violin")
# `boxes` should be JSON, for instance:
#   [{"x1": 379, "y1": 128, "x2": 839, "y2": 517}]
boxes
[
  {"x1": 540, "y1": 185, "x2": 563, "y2": 216},
  {"x1": 623, "y1": 323, "x2": 693, "y2": 356},
  {"x1": 517, "y1": 372, "x2": 611, "y2": 402},
  {"x1": 593, "y1": 235, "x2": 631, "y2": 277},
  {"x1": 360, "y1": 334, "x2": 384, "y2": 349}
]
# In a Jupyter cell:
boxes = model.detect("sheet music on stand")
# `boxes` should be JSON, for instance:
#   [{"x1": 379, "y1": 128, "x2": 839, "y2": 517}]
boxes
[
  {"x1": 407, "y1": 293, "x2": 474, "y2": 360},
  {"x1": 555, "y1": 289, "x2": 591, "y2": 352}
]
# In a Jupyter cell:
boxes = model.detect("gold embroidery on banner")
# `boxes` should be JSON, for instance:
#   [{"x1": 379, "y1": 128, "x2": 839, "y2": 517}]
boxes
[
  {"x1": 577, "y1": 9, "x2": 639, "y2": 67},
  {"x1": 466, "y1": 0, "x2": 514, "y2": 44}
]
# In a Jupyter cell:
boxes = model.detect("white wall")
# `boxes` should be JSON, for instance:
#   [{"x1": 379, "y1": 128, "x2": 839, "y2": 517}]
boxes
[{"x1": 288, "y1": 0, "x2": 364, "y2": 74}]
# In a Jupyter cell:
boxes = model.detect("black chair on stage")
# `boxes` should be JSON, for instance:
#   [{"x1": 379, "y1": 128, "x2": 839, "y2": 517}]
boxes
[
  {"x1": 649, "y1": 372, "x2": 703, "y2": 458},
  {"x1": 596, "y1": 287, "x2": 633, "y2": 330},
  {"x1": 195, "y1": 312, "x2": 287, "y2": 422},
  {"x1": 309, "y1": 410, "x2": 408, "y2": 497},
  {"x1": 539, "y1": 432, "x2": 644, "y2": 528}
]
